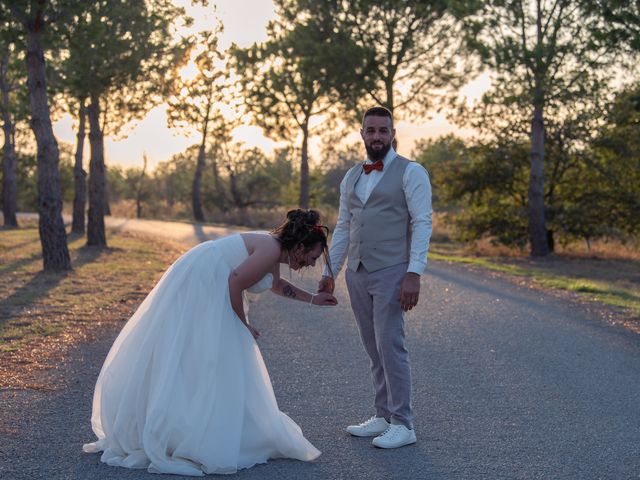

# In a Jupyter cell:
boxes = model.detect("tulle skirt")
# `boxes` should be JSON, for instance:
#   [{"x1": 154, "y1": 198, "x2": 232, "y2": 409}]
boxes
[{"x1": 83, "y1": 234, "x2": 320, "y2": 476}]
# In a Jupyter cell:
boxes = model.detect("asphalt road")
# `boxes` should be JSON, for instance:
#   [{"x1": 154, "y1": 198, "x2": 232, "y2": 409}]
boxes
[{"x1": 1, "y1": 217, "x2": 639, "y2": 479}]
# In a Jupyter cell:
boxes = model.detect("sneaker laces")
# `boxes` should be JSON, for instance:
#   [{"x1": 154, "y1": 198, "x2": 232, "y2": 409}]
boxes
[
  {"x1": 378, "y1": 424, "x2": 400, "y2": 438},
  {"x1": 361, "y1": 415, "x2": 379, "y2": 427}
]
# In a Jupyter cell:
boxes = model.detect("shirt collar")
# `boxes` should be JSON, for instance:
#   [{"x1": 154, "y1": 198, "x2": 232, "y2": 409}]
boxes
[{"x1": 365, "y1": 147, "x2": 397, "y2": 165}]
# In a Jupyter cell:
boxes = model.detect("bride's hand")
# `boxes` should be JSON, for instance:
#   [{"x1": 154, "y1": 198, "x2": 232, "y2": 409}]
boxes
[
  {"x1": 246, "y1": 323, "x2": 261, "y2": 339},
  {"x1": 312, "y1": 292, "x2": 338, "y2": 306}
]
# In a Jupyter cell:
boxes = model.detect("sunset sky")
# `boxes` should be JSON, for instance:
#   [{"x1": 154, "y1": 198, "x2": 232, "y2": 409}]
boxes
[{"x1": 52, "y1": 0, "x2": 490, "y2": 170}]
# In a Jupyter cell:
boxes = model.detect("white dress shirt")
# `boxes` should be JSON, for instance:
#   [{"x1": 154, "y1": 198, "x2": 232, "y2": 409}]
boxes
[{"x1": 324, "y1": 147, "x2": 432, "y2": 278}]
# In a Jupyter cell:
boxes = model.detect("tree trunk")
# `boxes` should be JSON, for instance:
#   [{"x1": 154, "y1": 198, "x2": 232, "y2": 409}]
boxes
[
  {"x1": 72, "y1": 100, "x2": 87, "y2": 234},
  {"x1": 385, "y1": 80, "x2": 398, "y2": 151},
  {"x1": 299, "y1": 120, "x2": 310, "y2": 208},
  {"x1": 192, "y1": 112, "x2": 210, "y2": 222},
  {"x1": 528, "y1": 6, "x2": 550, "y2": 258},
  {"x1": 1, "y1": 61, "x2": 18, "y2": 228},
  {"x1": 227, "y1": 166, "x2": 242, "y2": 209},
  {"x1": 528, "y1": 102, "x2": 550, "y2": 256},
  {"x1": 385, "y1": 77, "x2": 394, "y2": 115},
  {"x1": 25, "y1": 21, "x2": 71, "y2": 270},
  {"x1": 211, "y1": 153, "x2": 220, "y2": 191},
  {"x1": 87, "y1": 93, "x2": 106, "y2": 246},
  {"x1": 547, "y1": 229, "x2": 555, "y2": 253},
  {"x1": 136, "y1": 154, "x2": 147, "y2": 219},
  {"x1": 104, "y1": 168, "x2": 111, "y2": 216},
  {"x1": 166, "y1": 176, "x2": 175, "y2": 208},
  {"x1": 192, "y1": 140, "x2": 206, "y2": 222}
]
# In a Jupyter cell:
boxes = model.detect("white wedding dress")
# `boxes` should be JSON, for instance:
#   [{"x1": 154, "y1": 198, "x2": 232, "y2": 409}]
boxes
[{"x1": 83, "y1": 233, "x2": 320, "y2": 476}]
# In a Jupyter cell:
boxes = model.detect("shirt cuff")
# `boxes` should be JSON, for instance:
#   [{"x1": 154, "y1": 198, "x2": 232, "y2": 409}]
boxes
[{"x1": 407, "y1": 261, "x2": 426, "y2": 276}]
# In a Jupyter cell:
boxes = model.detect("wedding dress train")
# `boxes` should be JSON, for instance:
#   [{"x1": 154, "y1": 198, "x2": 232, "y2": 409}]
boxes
[{"x1": 83, "y1": 234, "x2": 320, "y2": 476}]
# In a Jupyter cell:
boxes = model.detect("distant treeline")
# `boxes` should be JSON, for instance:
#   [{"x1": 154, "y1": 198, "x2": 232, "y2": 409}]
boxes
[{"x1": 1, "y1": 1, "x2": 639, "y2": 271}]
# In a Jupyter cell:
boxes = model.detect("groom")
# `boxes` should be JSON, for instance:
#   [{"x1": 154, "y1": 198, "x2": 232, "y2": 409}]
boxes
[{"x1": 318, "y1": 106, "x2": 432, "y2": 449}]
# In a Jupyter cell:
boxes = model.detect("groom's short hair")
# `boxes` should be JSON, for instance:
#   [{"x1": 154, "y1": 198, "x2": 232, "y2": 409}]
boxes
[{"x1": 362, "y1": 106, "x2": 393, "y2": 127}]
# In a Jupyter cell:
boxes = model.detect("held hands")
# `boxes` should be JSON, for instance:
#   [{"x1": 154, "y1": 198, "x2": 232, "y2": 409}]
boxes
[
  {"x1": 311, "y1": 292, "x2": 338, "y2": 306},
  {"x1": 317, "y1": 276, "x2": 335, "y2": 294},
  {"x1": 315, "y1": 276, "x2": 337, "y2": 305},
  {"x1": 400, "y1": 272, "x2": 421, "y2": 312}
]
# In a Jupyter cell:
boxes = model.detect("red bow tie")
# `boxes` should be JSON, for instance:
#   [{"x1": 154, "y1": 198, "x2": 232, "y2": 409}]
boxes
[{"x1": 363, "y1": 161, "x2": 383, "y2": 174}]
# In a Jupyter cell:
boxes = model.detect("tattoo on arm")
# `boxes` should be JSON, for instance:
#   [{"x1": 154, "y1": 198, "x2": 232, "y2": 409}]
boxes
[{"x1": 283, "y1": 285, "x2": 296, "y2": 298}]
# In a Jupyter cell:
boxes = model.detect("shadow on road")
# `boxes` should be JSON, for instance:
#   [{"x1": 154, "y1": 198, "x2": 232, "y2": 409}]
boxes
[
  {"x1": 0, "y1": 245, "x2": 105, "y2": 329},
  {"x1": 426, "y1": 262, "x2": 540, "y2": 309},
  {"x1": 192, "y1": 223, "x2": 219, "y2": 243}
]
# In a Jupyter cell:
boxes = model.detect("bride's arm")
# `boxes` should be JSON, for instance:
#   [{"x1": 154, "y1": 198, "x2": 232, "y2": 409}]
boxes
[
  {"x1": 228, "y1": 237, "x2": 280, "y2": 326},
  {"x1": 271, "y1": 277, "x2": 314, "y2": 303},
  {"x1": 271, "y1": 277, "x2": 338, "y2": 306}
]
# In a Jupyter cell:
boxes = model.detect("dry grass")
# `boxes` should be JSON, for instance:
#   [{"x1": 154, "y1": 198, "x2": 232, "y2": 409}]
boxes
[
  {"x1": 0, "y1": 220, "x2": 185, "y2": 390},
  {"x1": 431, "y1": 238, "x2": 640, "y2": 332},
  {"x1": 457, "y1": 236, "x2": 640, "y2": 261},
  {"x1": 428, "y1": 212, "x2": 640, "y2": 332}
]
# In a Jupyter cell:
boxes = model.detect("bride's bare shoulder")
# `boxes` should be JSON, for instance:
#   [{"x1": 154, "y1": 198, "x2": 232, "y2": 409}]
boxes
[{"x1": 239, "y1": 231, "x2": 281, "y2": 256}]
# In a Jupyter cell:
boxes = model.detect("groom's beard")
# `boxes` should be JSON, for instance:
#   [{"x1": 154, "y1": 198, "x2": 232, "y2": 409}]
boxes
[{"x1": 365, "y1": 141, "x2": 391, "y2": 161}]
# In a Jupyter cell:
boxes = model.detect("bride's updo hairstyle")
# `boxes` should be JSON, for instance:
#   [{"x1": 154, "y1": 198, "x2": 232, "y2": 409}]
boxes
[{"x1": 272, "y1": 209, "x2": 334, "y2": 277}]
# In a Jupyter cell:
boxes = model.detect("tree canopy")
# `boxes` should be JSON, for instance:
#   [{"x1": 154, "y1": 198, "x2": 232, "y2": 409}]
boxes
[{"x1": 1, "y1": 0, "x2": 639, "y2": 257}]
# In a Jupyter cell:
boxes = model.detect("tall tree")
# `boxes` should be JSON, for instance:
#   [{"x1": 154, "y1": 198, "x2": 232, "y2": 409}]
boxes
[
  {"x1": 85, "y1": 90, "x2": 106, "y2": 245},
  {"x1": 166, "y1": 28, "x2": 225, "y2": 222},
  {"x1": 60, "y1": 0, "x2": 188, "y2": 246},
  {"x1": 233, "y1": 13, "x2": 349, "y2": 208},
  {"x1": 53, "y1": 64, "x2": 87, "y2": 234},
  {"x1": 135, "y1": 153, "x2": 148, "y2": 219},
  {"x1": 0, "y1": 21, "x2": 26, "y2": 228},
  {"x1": 413, "y1": 134, "x2": 469, "y2": 211},
  {"x1": 2, "y1": 0, "x2": 71, "y2": 270},
  {"x1": 582, "y1": 83, "x2": 640, "y2": 239},
  {"x1": 435, "y1": 72, "x2": 619, "y2": 248},
  {"x1": 290, "y1": 0, "x2": 472, "y2": 121},
  {"x1": 222, "y1": 145, "x2": 285, "y2": 211},
  {"x1": 462, "y1": 0, "x2": 614, "y2": 256},
  {"x1": 70, "y1": 97, "x2": 86, "y2": 233}
]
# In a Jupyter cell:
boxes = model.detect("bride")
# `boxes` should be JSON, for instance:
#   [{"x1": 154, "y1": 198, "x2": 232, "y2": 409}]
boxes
[{"x1": 83, "y1": 209, "x2": 337, "y2": 476}]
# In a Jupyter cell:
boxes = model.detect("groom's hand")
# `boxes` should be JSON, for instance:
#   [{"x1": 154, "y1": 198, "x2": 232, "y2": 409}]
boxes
[
  {"x1": 400, "y1": 272, "x2": 421, "y2": 312},
  {"x1": 317, "y1": 275, "x2": 335, "y2": 294}
]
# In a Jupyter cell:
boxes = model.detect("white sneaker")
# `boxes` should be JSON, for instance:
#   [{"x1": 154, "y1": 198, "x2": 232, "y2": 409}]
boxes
[
  {"x1": 372, "y1": 424, "x2": 417, "y2": 449},
  {"x1": 346, "y1": 416, "x2": 390, "y2": 437}
]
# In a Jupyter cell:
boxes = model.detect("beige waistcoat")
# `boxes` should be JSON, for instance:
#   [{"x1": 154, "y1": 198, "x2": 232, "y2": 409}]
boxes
[{"x1": 345, "y1": 155, "x2": 411, "y2": 273}]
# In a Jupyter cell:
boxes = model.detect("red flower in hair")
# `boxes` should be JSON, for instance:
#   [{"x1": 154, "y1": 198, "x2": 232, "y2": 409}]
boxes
[{"x1": 311, "y1": 224, "x2": 328, "y2": 236}]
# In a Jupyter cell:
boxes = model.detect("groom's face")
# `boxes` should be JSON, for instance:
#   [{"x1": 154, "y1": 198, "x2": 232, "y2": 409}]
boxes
[{"x1": 361, "y1": 115, "x2": 395, "y2": 162}]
